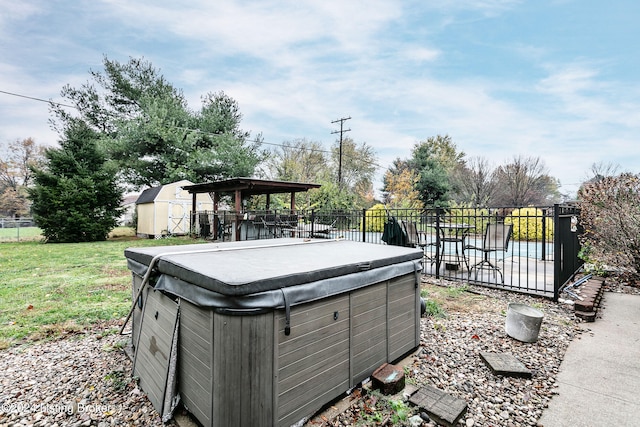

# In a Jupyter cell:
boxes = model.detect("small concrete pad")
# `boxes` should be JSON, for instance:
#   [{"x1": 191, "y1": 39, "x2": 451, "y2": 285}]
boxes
[
  {"x1": 372, "y1": 363, "x2": 405, "y2": 395},
  {"x1": 480, "y1": 352, "x2": 532, "y2": 378},
  {"x1": 409, "y1": 385, "x2": 467, "y2": 427}
]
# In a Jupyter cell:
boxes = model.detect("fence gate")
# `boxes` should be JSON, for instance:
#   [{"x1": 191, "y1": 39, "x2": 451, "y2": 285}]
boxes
[{"x1": 553, "y1": 204, "x2": 583, "y2": 300}]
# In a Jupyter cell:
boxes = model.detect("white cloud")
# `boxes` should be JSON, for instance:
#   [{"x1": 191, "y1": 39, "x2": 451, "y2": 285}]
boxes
[{"x1": 1, "y1": 0, "x2": 639, "y2": 200}]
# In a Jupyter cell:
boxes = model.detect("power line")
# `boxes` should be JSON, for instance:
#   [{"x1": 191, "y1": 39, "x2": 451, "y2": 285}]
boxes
[
  {"x1": 0, "y1": 89, "x2": 76, "y2": 109},
  {"x1": 1, "y1": 88, "x2": 387, "y2": 171}
]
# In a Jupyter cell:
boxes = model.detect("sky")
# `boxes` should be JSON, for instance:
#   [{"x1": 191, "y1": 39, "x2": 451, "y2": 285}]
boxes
[{"x1": 1, "y1": 0, "x2": 639, "y2": 199}]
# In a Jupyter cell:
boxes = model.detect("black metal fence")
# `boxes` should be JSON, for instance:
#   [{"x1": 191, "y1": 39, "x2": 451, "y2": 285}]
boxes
[{"x1": 191, "y1": 205, "x2": 582, "y2": 300}]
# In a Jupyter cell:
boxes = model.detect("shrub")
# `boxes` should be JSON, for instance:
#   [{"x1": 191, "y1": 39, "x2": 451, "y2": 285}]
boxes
[
  {"x1": 447, "y1": 203, "x2": 491, "y2": 235},
  {"x1": 362, "y1": 203, "x2": 386, "y2": 232},
  {"x1": 505, "y1": 207, "x2": 553, "y2": 241},
  {"x1": 578, "y1": 173, "x2": 640, "y2": 280}
]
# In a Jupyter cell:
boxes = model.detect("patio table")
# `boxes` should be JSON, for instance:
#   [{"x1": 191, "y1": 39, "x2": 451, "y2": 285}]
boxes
[{"x1": 430, "y1": 223, "x2": 475, "y2": 271}]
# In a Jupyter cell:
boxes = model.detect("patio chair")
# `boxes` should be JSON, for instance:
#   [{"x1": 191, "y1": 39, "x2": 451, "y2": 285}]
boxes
[
  {"x1": 262, "y1": 214, "x2": 279, "y2": 238},
  {"x1": 465, "y1": 223, "x2": 513, "y2": 284},
  {"x1": 401, "y1": 220, "x2": 436, "y2": 271}
]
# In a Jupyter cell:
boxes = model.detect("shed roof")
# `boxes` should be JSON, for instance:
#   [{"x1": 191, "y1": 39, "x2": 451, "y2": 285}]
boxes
[
  {"x1": 135, "y1": 186, "x2": 162, "y2": 204},
  {"x1": 183, "y1": 177, "x2": 321, "y2": 196}
]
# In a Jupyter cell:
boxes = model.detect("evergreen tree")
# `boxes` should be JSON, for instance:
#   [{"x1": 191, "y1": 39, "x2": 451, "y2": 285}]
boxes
[
  {"x1": 51, "y1": 57, "x2": 264, "y2": 188},
  {"x1": 28, "y1": 121, "x2": 123, "y2": 242},
  {"x1": 408, "y1": 135, "x2": 464, "y2": 207}
]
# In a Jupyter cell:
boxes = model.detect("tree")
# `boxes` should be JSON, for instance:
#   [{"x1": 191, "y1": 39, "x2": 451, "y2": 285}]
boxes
[
  {"x1": 331, "y1": 137, "x2": 377, "y2": 207},
  {"x1": 408, "y1": 135, "x2": 465, "y2": 207},
  {"x1": 382, "y1": 166, "x2": 421, "y2": 209},
  {"x1": 583, "y1": 161, "x2": 621, "y2": 184},
  {"x1": 492, "y1": 155, "x2": 559, "y2": 206},
  {"x1": 0, "y1": 138, "x2": 45, "y2": 216},
  {"x1": 51, "y1": 56, "x2": 264, "y2": 188},
  {"x1": 308, "y1": 180, "x2": 358, "y2": 212},
  {"x1": 266, "y1": 138, "x2": 328, "y2": 183},
  {"x1": 260, "y1": 138, "x2": 329, "y2": 209},
  {"x1": 28, "y1": 121, "x2": 123, "y2": 242},
  {"x1": 451, "y1": 156, "x2": 498, "y2": 206}
]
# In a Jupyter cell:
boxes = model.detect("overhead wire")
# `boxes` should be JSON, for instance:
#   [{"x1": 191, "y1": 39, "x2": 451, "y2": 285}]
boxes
[
  {"x1": 0, "y1": 89, "x2": 76, "y2": 109},
  {"x1": 1, "y1": 88, "x2": 387, "y2": 171}
]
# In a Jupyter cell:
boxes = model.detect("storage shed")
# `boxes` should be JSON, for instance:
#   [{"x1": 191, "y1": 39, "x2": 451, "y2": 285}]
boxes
[
  {"x1": 136, "y1": 180, "x2": 213, "y2": 238},
  {"x1": 124, "y1": 238, "x2": 423, "y2": 426}
]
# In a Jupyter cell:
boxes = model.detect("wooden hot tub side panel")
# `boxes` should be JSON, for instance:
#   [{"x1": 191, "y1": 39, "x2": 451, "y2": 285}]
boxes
[
  {"x1": 132, "y1": 288, "x2": 179, "y2": 416},
  {"x1": 350, "y1": 281, "x2": 388, "y2": 385},
  {"x1": 179, "y1": 300, "x2": 213, "y2": 427},
  {"x1": 387, "y1": 274, "x2": 420, "y2": 361},
  {"x1": 212, "y1": 311, "x2": 275, "y2": 427},
  {"x1": 276, "y1": 295, "x2": 351, "y2": 427}
]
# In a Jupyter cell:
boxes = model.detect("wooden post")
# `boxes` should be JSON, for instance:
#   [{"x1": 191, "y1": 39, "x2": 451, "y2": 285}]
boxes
[
  {"x1": 213, "y1": 192, "x2": 219, "y2": 241},
  {"x1": 235, "y1": 189, "x2": 242, "y2": 241},
  {"x1": 191, "y1": 193, "x2": 197, "y2": 236}
]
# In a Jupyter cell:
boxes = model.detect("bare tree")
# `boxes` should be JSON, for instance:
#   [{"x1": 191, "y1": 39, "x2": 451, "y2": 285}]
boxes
[
  {"x1": 492, "y1": 155, "x2": 559, "y2": 206},
  {"x1": 451, "y1": 156, "x2": 498, "y2": 206},
  {"x1": 331, "y1": 137, "x2": 377, "y2": 204},
  {"x1": 0, "y1": 138, "x2": 45, "y2": 190},
  {"x1": 0, "y1": 138, "x2": 46, "y2": 216},
  {"x1": 266, "y1": 138, "x2": 328, "y2": 183},
  {"x1": 584, "y1": 161, "x2": 621, "y2": 184}
]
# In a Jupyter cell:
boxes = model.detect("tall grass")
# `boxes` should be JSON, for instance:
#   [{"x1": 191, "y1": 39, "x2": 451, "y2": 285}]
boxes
[{"x1": 0, "y1": 231, "x2": 205, "y2": 348}]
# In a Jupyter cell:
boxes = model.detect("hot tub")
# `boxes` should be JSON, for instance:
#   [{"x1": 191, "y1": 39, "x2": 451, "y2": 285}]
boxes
[{"x1": 124, "y1": 238, "x2": 423, "y2": 427}]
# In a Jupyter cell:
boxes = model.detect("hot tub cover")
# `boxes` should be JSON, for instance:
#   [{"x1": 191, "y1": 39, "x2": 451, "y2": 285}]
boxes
[{"x1": 125, "y1": 238, "x2": 423, "y2": 309}]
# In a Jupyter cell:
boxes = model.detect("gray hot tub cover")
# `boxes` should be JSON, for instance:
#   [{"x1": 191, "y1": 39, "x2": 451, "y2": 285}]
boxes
[{"x1": 125, "y1": 238, "x2": 423, "y2": 309}]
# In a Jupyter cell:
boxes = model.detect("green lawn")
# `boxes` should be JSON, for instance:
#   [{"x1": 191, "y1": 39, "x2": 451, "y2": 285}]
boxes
[
  {"x1": 0, "y1": 232, "x2": 206, "y2": 348},
  {"x1": 0, "y1": 226, "x2": 43, "y2": 242}
]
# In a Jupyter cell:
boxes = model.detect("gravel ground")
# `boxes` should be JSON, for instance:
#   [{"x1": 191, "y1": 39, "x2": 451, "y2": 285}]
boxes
[
  {"x1": 0, "y1": 275, "x2": 630, "y2": 427},
  {"x1": 0, "y1": 325, "x2": 169, "y2": 427}
]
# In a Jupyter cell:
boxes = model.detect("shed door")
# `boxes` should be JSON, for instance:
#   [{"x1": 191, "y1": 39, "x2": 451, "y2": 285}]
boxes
[{"x1": 168, "y1": 201, "x2": 189, "y2": 235}]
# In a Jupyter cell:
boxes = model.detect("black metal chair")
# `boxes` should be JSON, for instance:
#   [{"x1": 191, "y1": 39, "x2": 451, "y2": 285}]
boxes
[
  {"x1": 465, "y1": 223, "x2": 513, "y2": 283},
  {"x1": 401, "y1": 220, "x2": 437, "y2": 272},
  {"x1": 262, "y1": 214, "x2": 279, "y2": 238}
]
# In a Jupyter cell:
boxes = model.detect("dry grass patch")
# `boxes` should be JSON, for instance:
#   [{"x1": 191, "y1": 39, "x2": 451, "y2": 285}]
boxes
[{"x1": 420, "y1": 280, "x2": 498, "y2": 316}]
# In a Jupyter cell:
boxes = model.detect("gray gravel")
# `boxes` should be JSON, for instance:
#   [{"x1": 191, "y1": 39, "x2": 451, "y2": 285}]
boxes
[
  {"x1": 0, "y1": 330, "x2": 169, "y2": 427},
  {"x1": 413, "y1": 282, "x2": 579, "y2": 426}
]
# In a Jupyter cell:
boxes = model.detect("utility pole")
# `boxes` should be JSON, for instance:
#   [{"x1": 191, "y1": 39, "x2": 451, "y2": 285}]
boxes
[{"x1": 331, "y1": 116, "x2": 351, "y2": 188}]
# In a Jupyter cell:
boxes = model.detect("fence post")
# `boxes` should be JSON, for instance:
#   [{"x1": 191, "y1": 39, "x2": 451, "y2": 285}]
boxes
[
  {"x1": 435, "y1": 207, "x2": 442, "y2": 278},
  {"x1": 541, "y1": 208, "x2": 547, "y2": 261},
  {"x1": 553, "y1": 204, "x2": 561, "y2": 301},
  {"x1": 361, "y1": 209, "x2": 366, "y2": 243},
  {"x1": 311, "y1": 209, "x2": 316, "y2": 236}
]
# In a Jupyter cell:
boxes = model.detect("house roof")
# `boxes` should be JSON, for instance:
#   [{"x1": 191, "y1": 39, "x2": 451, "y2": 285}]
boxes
[
  {"x1": 122, "y1": 194, "x2": 139, "y2": 206},
  {"x1": 183, "y1": 177, "x2": 321, "y2": 196}
]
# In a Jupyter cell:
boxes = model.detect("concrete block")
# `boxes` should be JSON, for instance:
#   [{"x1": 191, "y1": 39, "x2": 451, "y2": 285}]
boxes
[{"x1": 371, "y1": 363, "x2": 405, "y2": 395}]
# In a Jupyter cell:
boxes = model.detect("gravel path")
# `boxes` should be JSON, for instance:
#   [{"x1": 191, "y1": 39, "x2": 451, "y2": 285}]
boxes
[{"x1": 0, "y1": 276, "x2": 623, "y2": 427}]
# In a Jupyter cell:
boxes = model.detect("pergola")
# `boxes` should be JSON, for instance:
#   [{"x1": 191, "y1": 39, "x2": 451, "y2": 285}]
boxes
[{"x1": 183, "y1": 177, "x2": 321, "y2": 240}]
